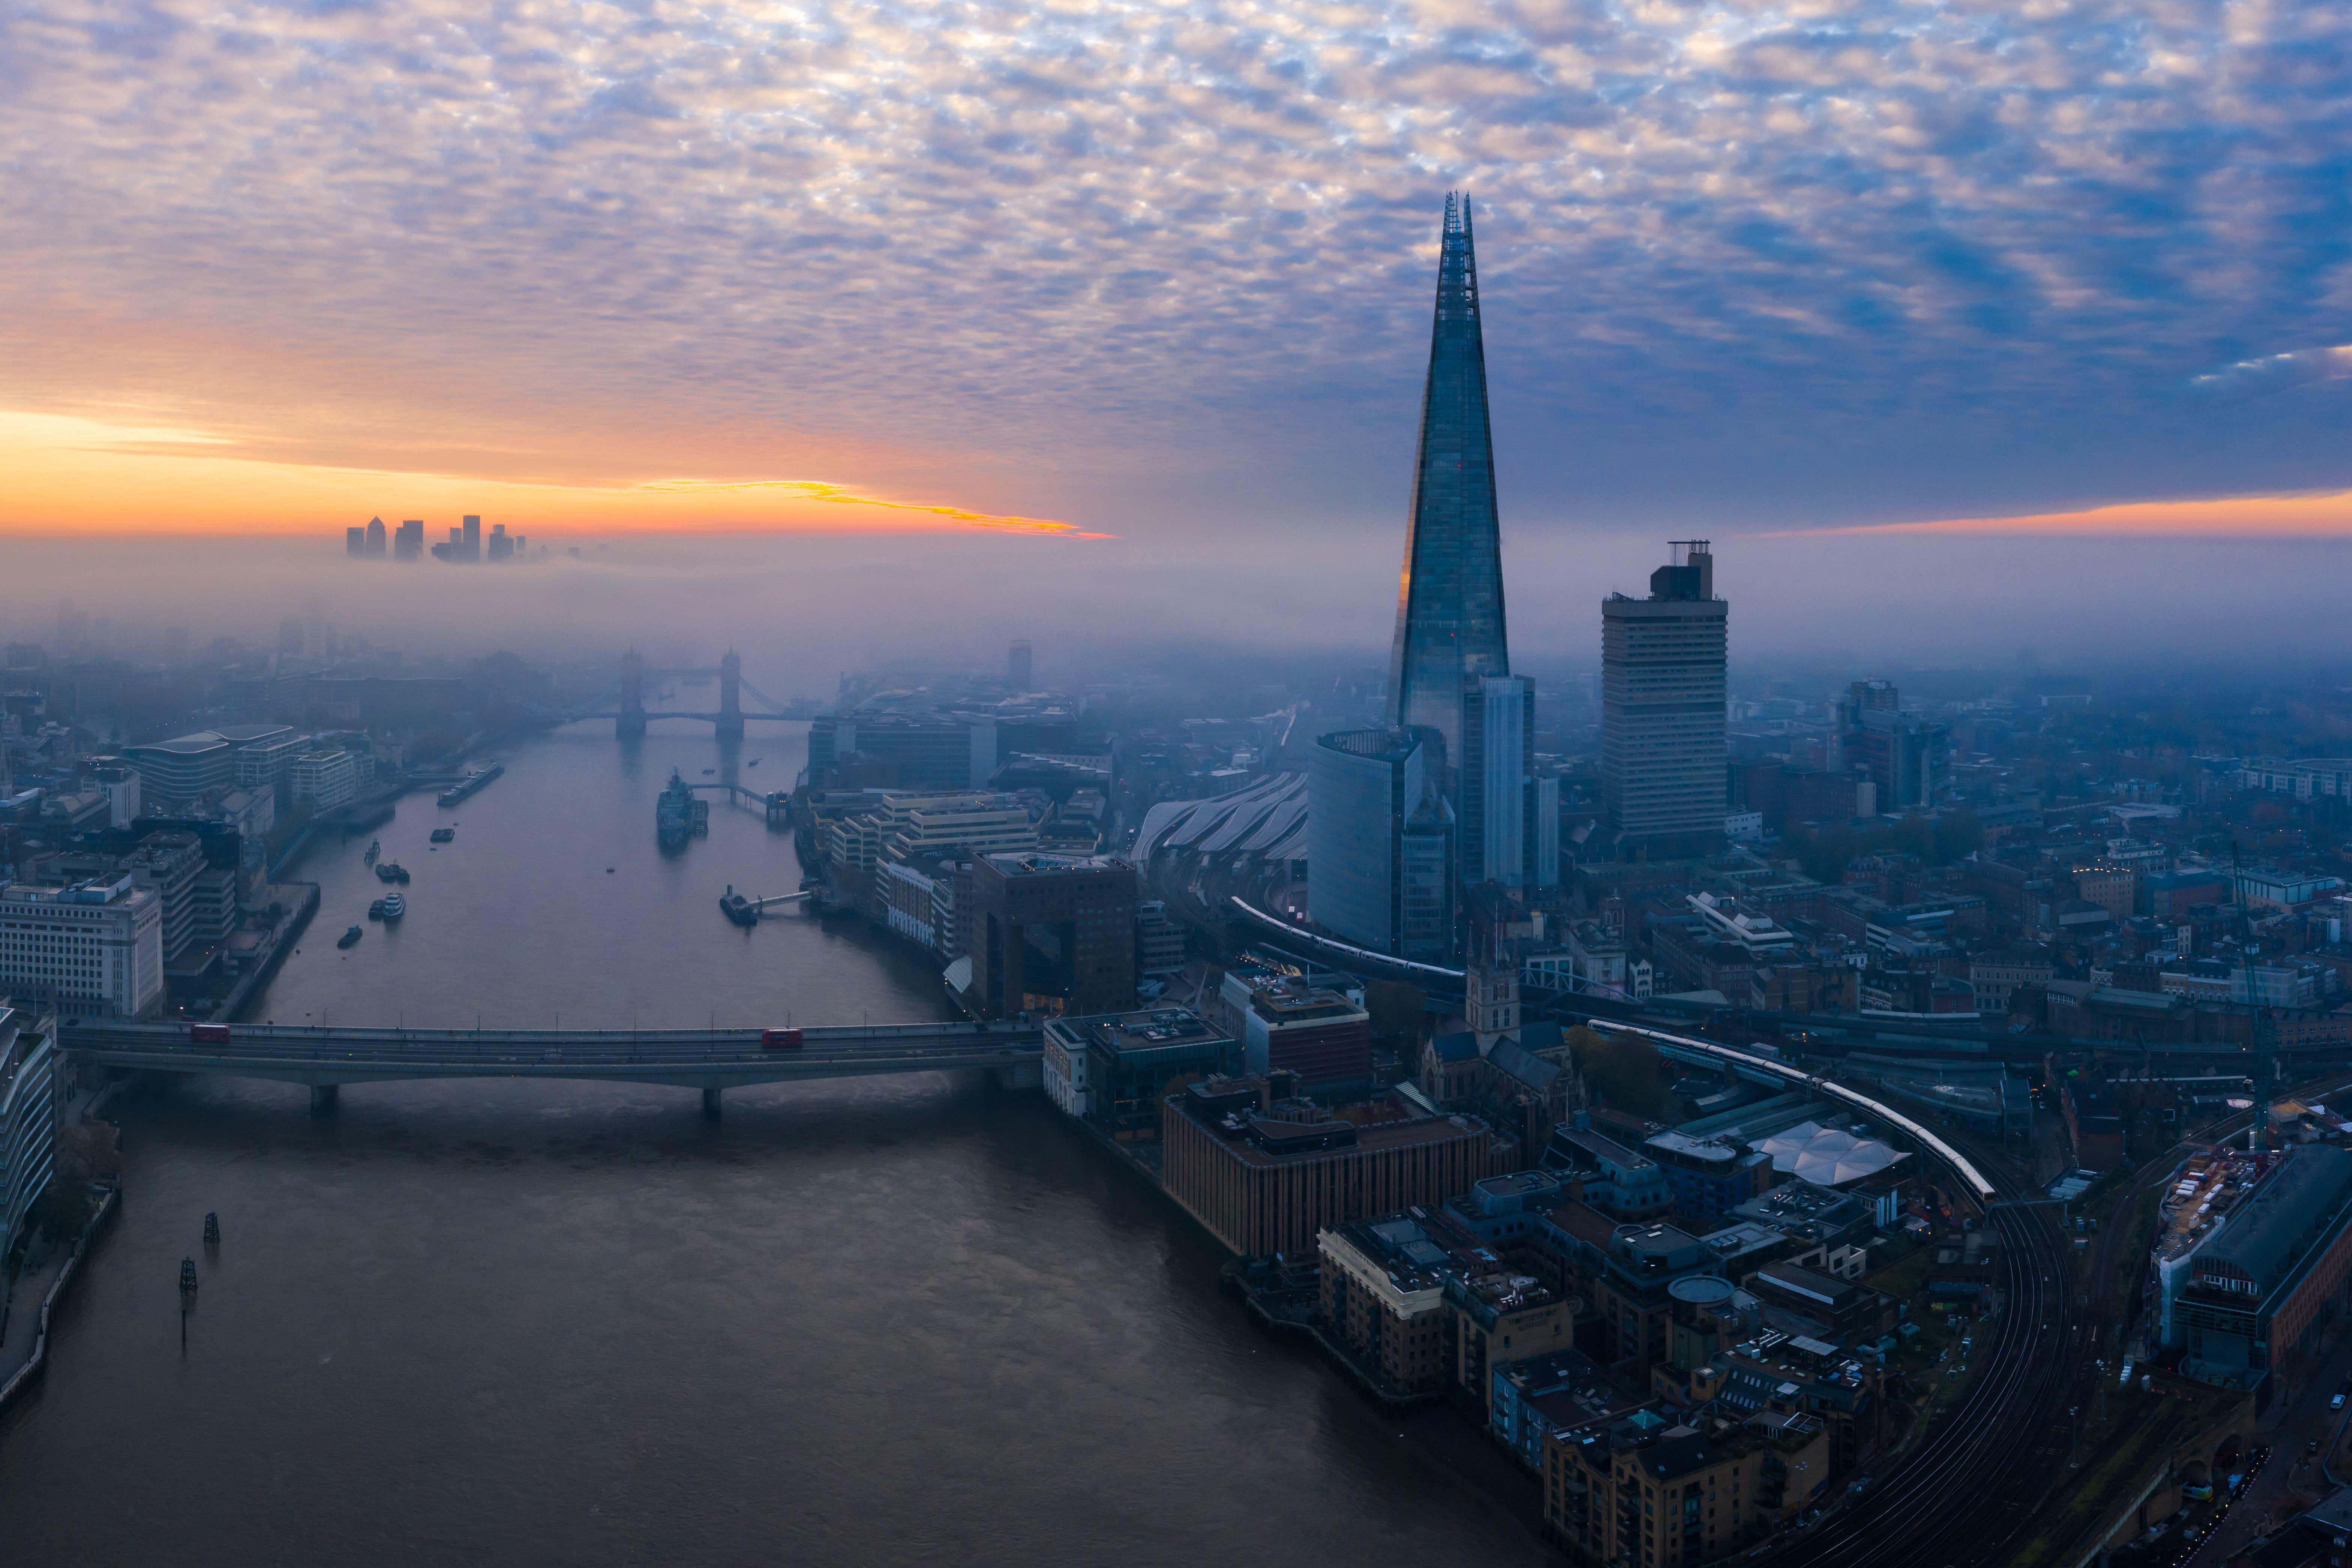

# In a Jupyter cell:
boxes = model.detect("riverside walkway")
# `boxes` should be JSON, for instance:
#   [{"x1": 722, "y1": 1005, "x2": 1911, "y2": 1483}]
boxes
[{"x1": 60, "y1": 1019, "x2": 1042, "y2": 1113}]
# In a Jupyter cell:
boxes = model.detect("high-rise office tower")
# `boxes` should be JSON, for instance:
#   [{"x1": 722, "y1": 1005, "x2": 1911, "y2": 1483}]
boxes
[
  {"x1": 394, "y1": 519, "x2": 424, "y2": 560},
  {"x1": 1007, "y1": 639, "x2": 1032, "y2": 691},
  {"x1": 1601, "y1": 541, "x2": 1727, "y2": 857},
  {"x1": 345, "y1": 526, "x2": 366, "y2": 557},
  {"x1": 1458, "y1": 674, "x2": 1533, "y2": 887},
  {"x1": 462, "y1": 514, "x2": 482, "y2": 561},
  {"x1": 1308, "y1": 727, "x2": 1454, "y2": 963},
  {"x1": 365, "y1": 516, "x2": 387, "y2": 557},
  {"x1": 1386, "y1": 194, "x2": 1509, "y2": 767}
]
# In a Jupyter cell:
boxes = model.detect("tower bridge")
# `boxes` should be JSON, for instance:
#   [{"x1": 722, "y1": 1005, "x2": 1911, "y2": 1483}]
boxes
[{"x1": 575, "y1": 650, "x2": 804, "y2": 738}]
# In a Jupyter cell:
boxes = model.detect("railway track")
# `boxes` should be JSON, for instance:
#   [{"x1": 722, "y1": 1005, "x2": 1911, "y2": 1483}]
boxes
[
  {"x1": 1592, "y1": 1021, "x2": 2086, "y2": 1568},
  {"x1": 1745, "y1": 1193, "x2": 2081, "y2": 1568}
]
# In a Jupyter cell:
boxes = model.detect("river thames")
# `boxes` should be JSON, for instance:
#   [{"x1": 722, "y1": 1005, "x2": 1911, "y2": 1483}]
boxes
[{"x1": 0, "y1": 721, "x2": 1549, "y2": 1565}]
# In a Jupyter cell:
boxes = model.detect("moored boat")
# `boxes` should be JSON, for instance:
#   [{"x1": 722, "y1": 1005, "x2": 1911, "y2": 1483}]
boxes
[
  {"x1": 337, "y1": 925, "x2": 363, "y2": 949},
  {"x1": 656, "y1": 770, "x2": 707, "y2": 850}
]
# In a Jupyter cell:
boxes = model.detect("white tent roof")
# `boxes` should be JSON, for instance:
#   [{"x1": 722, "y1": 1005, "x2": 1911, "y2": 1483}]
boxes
[{"x1": 1754, "y1": 1121, "x2": 1908, "y2": 1187}]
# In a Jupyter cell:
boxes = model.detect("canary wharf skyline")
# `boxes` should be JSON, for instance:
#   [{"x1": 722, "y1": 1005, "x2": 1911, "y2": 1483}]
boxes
[{"x1": 2, "y1": 0, "x2": 2349, "y2": 547}]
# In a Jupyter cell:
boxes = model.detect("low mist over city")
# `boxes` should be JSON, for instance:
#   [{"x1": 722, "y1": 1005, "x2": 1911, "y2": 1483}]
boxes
[{"x1": 6, "y1": 2, "x2": 2352, "y2": 1565}]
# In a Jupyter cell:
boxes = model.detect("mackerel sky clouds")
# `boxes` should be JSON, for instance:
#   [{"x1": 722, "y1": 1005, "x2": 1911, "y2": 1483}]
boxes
[{"x1": 2, "y1": 0, "x2": 2348, "y2": 541}]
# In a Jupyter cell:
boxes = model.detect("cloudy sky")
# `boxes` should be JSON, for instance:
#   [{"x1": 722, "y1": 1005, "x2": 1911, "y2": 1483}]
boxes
[{"x1": 3, "y1": 0, "x2": 2349, "y2": 561}]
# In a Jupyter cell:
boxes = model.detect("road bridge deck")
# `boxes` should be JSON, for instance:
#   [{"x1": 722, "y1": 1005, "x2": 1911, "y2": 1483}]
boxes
[{"x1": 62, "y1": 1020, "x2": 1041, "y2": 1092}]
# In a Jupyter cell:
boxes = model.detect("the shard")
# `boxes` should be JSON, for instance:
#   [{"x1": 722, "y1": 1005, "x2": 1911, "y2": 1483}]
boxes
[{"x1": 1386, "y1": 193, "x2": 1510, "y2": 768}]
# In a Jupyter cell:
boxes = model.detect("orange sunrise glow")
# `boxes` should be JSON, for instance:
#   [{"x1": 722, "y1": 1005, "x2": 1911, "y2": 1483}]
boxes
[{"x1": 0, "y1": 411, "x2": 1107, "y2": 539}]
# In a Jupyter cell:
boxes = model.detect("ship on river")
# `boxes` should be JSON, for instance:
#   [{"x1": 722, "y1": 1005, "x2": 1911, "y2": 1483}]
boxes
[
  {"x1": 656, "y1": 771, "x2": 708, "y2": 851},
  {"x1": 437, "y1": 764, "x2": 505, "y2": 807}
]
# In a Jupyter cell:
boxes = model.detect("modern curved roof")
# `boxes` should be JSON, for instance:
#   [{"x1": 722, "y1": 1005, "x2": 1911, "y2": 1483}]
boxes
[
  {"x1": 2195, "y1": 1145, "x2": 2352, "y2": 1296},
  {"x1": 1257, "y1": 820, "x2": 1308, "y2": 861},
  {"x1": 1239, "y1": 795, "x2": 1308, "y2": 853},
  {"x1": 1127, "y1": 773, "x2": 1302, "y2": 863},
  {"x1": 1164, "y1": 797, "x2": 1247, "y2": 851},
  {"x1": 1198, "y1": 799, "x2": 1283, "y2": 854},
  {"x1": 1199, "y1": 775, "x2": 1305, "y2": 854},
  {"x1": 1127, "y1": 800, "x2": 1207, "y2": 862},
  {"x1": 1754, "y1": 1122, "x2": 1908, "y2": 1187},
  {"x1": 1161, "y1": 773, "x2": 1290, "y2": 850}
]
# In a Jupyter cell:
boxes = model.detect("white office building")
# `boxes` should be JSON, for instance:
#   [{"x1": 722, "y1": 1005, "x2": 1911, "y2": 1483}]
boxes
[
  {"x1": 290, "y1": 750, "x2": 362, "y2": 811},
  {"x1": 0, "y1": 876, "x2": 165, "y2": 1017}
]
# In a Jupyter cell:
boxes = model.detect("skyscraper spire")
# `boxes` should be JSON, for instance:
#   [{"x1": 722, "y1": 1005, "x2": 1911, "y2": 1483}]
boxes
[{"x1": 1386, "y1": 192, "x2": 1509, "y2": 767}]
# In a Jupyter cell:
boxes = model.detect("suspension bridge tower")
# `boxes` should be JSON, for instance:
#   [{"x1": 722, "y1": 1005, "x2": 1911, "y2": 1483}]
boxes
[
  {"x1": 618, "y1": 649, "x2": 648, "y2": 739},
  {"x1": 716, "y1": 650, "x2": 745, "y2": 739}
]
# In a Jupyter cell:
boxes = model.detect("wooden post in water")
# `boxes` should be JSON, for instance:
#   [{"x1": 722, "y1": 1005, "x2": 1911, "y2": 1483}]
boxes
[{"x1": 179, "y1": 1256, "x2": 198, "y2": 1349}]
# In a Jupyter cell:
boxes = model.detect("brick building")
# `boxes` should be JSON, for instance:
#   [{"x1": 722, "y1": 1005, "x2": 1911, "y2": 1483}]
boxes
[
  {"x1": 965, "y1": 852, "x2": 1137, "y2": 1020},
  {"x1": 2177, "y1": 1145, "x2": 2352, "y2": 1388},
  {"x1": 1160, "y1": 1077, "x2": 1514, "y2": 1257}
]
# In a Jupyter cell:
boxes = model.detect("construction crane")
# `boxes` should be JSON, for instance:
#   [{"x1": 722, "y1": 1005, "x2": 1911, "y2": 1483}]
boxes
[{"x1": 2229, "y1": 839, "x2": 2277, "y2": 1151}]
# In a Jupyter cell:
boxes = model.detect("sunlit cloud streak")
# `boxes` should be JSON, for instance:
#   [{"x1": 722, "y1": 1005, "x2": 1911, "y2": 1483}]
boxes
[
  {"x1": 1765, "y1": 490, "x2": 2352, "y2": 540},
  {"x1": 2191, "y1": 345, "x2": 2352, "y2": 398},
  {"x1": 640, "y1": 479, "x2": 1108, "y2": 537}
]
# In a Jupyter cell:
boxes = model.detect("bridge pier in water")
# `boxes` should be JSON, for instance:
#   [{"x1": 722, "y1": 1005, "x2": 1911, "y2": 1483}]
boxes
[
  {"x1": 309, "y1": 1084, "x2": 339, "y2": 1116},
  {"x1": 701, "y1": 1086, "x2": 723, "y2": 1119}
]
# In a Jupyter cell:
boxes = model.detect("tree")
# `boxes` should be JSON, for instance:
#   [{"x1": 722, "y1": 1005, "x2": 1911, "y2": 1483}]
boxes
[{"x1": 1566, "y1": 1026, "x2": 1670, "y2": 1119}]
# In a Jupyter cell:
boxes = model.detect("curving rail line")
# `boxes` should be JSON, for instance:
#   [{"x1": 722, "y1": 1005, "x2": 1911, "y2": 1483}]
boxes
[
  {"x1": 1589, "y1": 1019, "x2": 2079, "y2": 1568},
  {"x1": 1587, "y1": 1021, "x2": 1996, "y2": 1200}
]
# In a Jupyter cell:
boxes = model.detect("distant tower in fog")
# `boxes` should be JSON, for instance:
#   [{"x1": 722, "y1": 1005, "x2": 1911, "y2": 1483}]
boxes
[
  {"x1": 1007, "y1": 639, "x2": 1033, "y2": 691},
  {"x1": 365, "y1": 516, "x2": 387, "y2": 557}
]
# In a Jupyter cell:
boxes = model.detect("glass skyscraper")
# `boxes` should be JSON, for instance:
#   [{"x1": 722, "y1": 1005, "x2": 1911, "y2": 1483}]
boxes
[
  {"x1": 1460, "y1": 674, "x2": 1532, "y2": 886},
  {"x1": 1307, "y1": 728, "x2": 1454, "y2": 963},
  {"x1": 1387, "y1": 193, "x2": 1510, "y2": 767}
]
